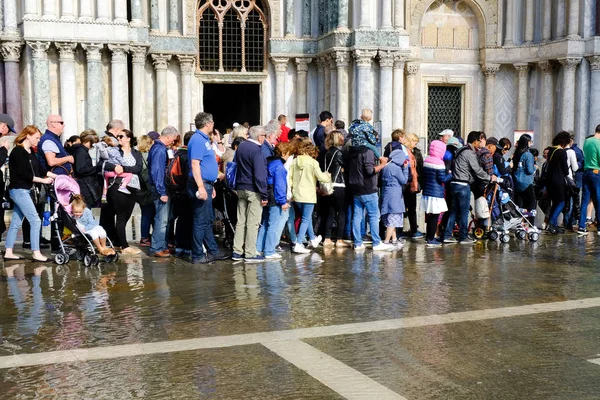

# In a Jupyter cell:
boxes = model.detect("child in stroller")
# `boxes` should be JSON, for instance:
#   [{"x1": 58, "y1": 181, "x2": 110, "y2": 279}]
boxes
[{"x1": 70, "y1": 194, "x2": 115, "y2": 256}]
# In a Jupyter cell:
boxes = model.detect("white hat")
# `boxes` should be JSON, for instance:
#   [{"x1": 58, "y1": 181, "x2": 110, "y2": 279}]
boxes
[
  {"x1": 232, "y1": 122, "x2": 240, "y2": 128},
  {"x1": 438, "y1": 129, "x2": 454, "y2": 137}
]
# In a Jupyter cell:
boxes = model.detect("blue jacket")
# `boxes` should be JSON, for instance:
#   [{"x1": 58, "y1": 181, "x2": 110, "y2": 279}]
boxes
[
  {"x1": 267, "y1": 157, "x2": 287, "y2": 206},
  {"x1": 261, "y1": 141, "x2": 274, "y2": 159},
  {"x1": 380, "y1": 150, "x2": 409, "y2": 215},
  {"x1": 74, "y1": 208, "x2": 99, "y2": 232},
  {"x1": 422, "y1": 163, "x2": 452, "y2": 198},
  {"x1": 235, "y1": 140, "x2": 268, "y2": 200},
  {"x1": 513, "y1": 151, "x2": 536, "y2": 192},
  {"x1": 147, "y1": 140, "x2": 168, "y2": 198},
  {"x1": 38, "y1": 130, "x2": 73, "y2": 175}
]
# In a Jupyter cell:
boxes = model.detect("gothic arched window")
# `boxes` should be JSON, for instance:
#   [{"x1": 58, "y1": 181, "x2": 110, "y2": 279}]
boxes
[{"x1": 198, "y1": 0, "x2": 268, "y2": 72}]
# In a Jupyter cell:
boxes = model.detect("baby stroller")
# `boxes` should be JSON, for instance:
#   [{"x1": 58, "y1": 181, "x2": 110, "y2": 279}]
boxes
[
  {"x1": 50, "y1": 175, "x2": 119, "y2": 267},
  {"x1": 486, "y1": 179, "x2": 540, "y2": 243},
  {"x1": 213, "y1": 180, "x2": 237, "y2": 250}
]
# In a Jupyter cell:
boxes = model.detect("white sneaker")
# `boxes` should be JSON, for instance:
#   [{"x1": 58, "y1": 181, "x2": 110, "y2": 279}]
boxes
[
  {"x1": 310, "y1": 235, "x2": 322, "y2": 248},
  {"x1": 354, "y1": 244, "x2": 366, "y2": 251},
  {"x1": 265, "y1": 253, "x2": 282, "y2": 259},
  {"x1": 293, "y1": 243, "x2": 310, "y2": 254},
  {"x1": 372, "y1": 242, "x2": 394, "y2": 252}
]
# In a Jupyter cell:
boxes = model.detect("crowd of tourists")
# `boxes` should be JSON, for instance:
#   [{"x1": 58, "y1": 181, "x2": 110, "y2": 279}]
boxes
[{"x1": 0, "y1": 107, "x2": 598, "y2": 264}]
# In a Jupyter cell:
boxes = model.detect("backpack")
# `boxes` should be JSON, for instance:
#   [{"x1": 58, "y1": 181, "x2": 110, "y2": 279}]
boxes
[{"x1": 165, "y1": 150, "x2": 187, "y2": 193}]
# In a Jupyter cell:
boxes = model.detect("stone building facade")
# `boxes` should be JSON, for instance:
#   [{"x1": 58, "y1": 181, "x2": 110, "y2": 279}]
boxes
[{"x1": 0, "y1": 0, "x2": 599, "y2": 150}]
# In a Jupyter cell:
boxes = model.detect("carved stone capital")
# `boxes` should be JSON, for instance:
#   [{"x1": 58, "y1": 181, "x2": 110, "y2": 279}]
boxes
[
  {"x1": 378, "y1": 50, "x2": 395, "y2": 68},
  {"x1": 514, "y1": 63, "x2": 529, "y2": 73},
  {"x1": 559, "y1": 57, "x2": 582, "y2": 71},
  {"x1": 481, "y1": 63, "x2": 500, "y2": 77},
  {"x1": 151, "y1": 54, "x2": 172, "y2": 70},
  {"x1": 353, "y1": 49, "x2": 376, "y2": 67},
  {"x1": 82, "y1": 43, "x2": 104, "y2": 62},
  {"x1": 334, "y1": 51, "x2": 350, "y2": 68},
  {"x1": 56, "y1": 42, "x2": 77, "y2": 61},
  {"x1": 393, "y1": 54, "x2": 407, "y2": 69},
  {"x1": 0, "y1": 41, "x2": 23, "y2": 62},
  {"x1": 130, "y1": 46, "x2": 148, "y2": 64},
  {"x1": 406, "y1": 62, "x2": 421, "y2": 76},
  {"x1": 587, "y1": 56, "x2": 600, "y2": 71},
  {"x1": 295, "y1": 57, "x2": 312, "y2": 73},
  {"x1": 27, "y1": 41, "x2": 51, "y2": 60},
  {"x1": 326, "y1": 53, "x2": 337, "y2": 69},
  {"x1": 177, "y1": 55, "x2": 196, "y2": 74},
  {"x1": 271, "y1": 57, "x2": 289, "y2": 73},
  {"x1": 538, "y1": 60, "x2": 555, "y2": 73},
  {"x1": 108, "y1": 44, "x2": 130, "y2": 63}
]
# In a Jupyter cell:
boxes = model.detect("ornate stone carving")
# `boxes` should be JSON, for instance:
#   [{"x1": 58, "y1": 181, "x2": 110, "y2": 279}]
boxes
[
  {"x1": 152, "y1": 54, "x2": 172, "y2": 70},
  {"x1": 481, "y1": 63, "x2": 500, "y2": 76},
  {"x1": 335, "y1": 51, "x2": 350, "y2": 68},
  {"x1": 82, "y1": 43, "x2": 104, "y2": 62},
  {"x1": 353, "y1": 49, "x2": 376, "y2": 67},
  {"x1": 394, "y1": 53, "x2": 407, "y2": 69},
  {"x1": 178, "y1": 55, "x2": 196, "y2": 74},
  {"x1": 295, "y1": 57, "x2": 312, "y2": 73},
  {"x1": 406, "y1": 62, "x2": 420, "y2": 75},
  {"x1": 271, "y1": 57, "x2": 289, "y2": 73},
  {"x1": 587, "y1": 56, "x2": 600, "y2": 71},
  {"x1": 378, "y1": 50, "x2": 395, "y2": 68},
  {"x1": 514, "y1": 63, "x2": 529, "y2": 76},
  {"x1": 130, "y1": 46, "x2": 148, "y2": 64},
  {"x1": 28, "y1": 41, "x2": 50, "y2": 60},
  {"x1": 0, "y1": 41, "x2": 23, "y2": 62},
  {"x1": 56, "y1": 42, "x2": 77, "y2": 61},
  {"x1": 538, "y1": 60, "x2": 554, "y2": 73},
  {"x1": 559, "y1": 57, "x2": 582, "y2": 71},
  {"x1": 108, "y1": 44, "x2": 129, "y2": 63}
]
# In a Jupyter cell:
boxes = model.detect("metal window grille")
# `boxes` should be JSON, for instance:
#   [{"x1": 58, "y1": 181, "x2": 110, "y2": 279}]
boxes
[
  {"x1": 245, "y1": 10, "x2": 264, "y2": 72},
  {"x1": 427, "y1": 86, "x2": 462, "y2": 144},
  {"x1": 199, "y1": 7, "x2": 219, "y2": 71},
  {"x1": 222, "y1": 11, "x2": 242, "y2": 71}
]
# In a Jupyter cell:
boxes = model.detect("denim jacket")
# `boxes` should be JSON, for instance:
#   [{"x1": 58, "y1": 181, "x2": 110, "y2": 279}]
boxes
[{"x1": 74, "y1": 208, "x2": 99, "y2": 232}]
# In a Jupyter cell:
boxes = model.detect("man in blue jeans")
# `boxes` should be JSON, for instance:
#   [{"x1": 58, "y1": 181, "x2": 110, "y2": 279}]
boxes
[
  {"x1": 577, "y1": 125, "x2": 600, "y2": 236},
  {"x1": 442, "y1": 131, "x2": 495, "y2": 244},
  {"x1": 148, "y1": 126, "x2": 180, "y2": 258},
  {"x1": 346, "y1": 136, "x2": 393, "y2": 251}
]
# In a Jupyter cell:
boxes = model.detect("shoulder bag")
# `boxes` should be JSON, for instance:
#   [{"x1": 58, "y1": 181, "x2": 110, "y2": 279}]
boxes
[{"x1": 318, "y1": 150, "x2": 340, "y2": 197}]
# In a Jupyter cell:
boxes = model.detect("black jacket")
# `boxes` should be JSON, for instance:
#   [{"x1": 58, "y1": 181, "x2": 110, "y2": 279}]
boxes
[
  {"x1": 324, "y1": 147, "x2": 345, "y2": 184},
  {"x1": 71, "y1": 144, "x2": 102, "y2": 207},
  {"x1": 346, "y1": 146, "x2": 378, "y2": 196},
  {"x1": 493, "y1": 150, "x2": 511, "y2": 176}
]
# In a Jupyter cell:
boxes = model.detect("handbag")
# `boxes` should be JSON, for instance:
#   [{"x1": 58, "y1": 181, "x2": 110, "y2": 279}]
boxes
[
  {"x1": 1, "y1": 168, "x2": 12, "y2": 210},
  {"x1": 29, "y1": 160, "x2": 48, "y2": 206},
  {"x1": 318, "y1": 150, "x2": 340, "y2": 197},
  {"x1": 565, "y1": 176, "x2": 579, "y2": 195}
]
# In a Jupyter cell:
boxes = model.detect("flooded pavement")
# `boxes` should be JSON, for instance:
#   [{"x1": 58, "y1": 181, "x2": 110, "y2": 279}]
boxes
[{"x1": 1, "y1": 233, "x2": 600, "y2": 399}]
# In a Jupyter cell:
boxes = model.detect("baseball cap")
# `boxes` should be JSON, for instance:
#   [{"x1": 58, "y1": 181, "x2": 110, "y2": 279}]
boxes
[
  {"x1": 447, "y1": 137, "x2": 461, "y2": 148},
  {"x1": 148, "y1": 131, "x2": 160, "y2": 140},
  {"x1": 438, "y1": 129, "x2": 454, "y2": 137},
  {"x1": 486, "y1": 137, "x2": 499, "y2": 147},
  {"x1": 0, "y1": 113, "x2": 16, "y2": 133}
]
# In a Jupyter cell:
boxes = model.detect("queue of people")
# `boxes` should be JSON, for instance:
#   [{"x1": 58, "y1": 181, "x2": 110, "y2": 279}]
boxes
[{"x1": 0, "y1": 108, "x2": 599, "y2": 264}]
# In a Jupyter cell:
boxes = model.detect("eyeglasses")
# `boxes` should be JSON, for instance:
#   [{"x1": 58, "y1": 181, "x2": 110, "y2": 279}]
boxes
[
  {"x1": 53, "y1": 121, "x2": 64, "y2": 125},
  {"x1": 116, "y1": 135, "x2": 126, "y2": 139},
  {"x1": 503, "y1": 147, "x2": 510, "y2": 151}
]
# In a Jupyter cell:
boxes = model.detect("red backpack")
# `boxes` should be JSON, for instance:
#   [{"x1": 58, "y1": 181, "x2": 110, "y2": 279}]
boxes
[{"x1": 165, "y1": 149, "x2": 187, "y2": 193}]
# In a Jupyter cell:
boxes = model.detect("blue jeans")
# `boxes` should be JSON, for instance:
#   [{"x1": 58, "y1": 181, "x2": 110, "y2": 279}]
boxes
[
  {"x1": 257, "y1": 205, "x2": 289, "y2": 256},
  {"x1": 6, "y1": 189, "x2": 42, "y2": 251},
  {"x1": 442, "y1": 183, "x2": 471, "y2": 241},
  {"x1": 352, "y1": 193, "x2": 382, "y2": 246},
  {"x1": 296, "y1": 203, "x2": 316, "y2": 244},
  {"x1": 140, "y1": 203, "x2": 155, "y2": 239},
  {"x1": 549, "y1": 201, "x2": 565, "y2": 226},
  {"x1": 150, "y1": 198, "x2": 171, "y2": 253},
  {"x1": 287, "y1": 204, "x2": 298, "y2": 244},
  {"x1": 188, "y1": 181, "x2": 218, "y2": 260},
  {"x1": 579, "y1": 170, "x2": 600, "y2": 229}
]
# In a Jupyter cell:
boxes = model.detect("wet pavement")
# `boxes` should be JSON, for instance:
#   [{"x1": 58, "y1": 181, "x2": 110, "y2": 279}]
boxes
[{"x1": 1, "y1": 232, "x2": 600, "y2": 399}]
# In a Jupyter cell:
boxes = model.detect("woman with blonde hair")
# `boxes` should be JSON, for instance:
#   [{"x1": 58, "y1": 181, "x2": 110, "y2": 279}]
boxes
[{"x1": 4, "y1": 126, "x2": 56, "y2": 262}]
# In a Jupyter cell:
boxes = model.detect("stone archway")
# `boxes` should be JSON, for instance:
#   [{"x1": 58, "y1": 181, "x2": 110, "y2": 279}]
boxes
[{"x1": 410, "y1": 0, "x2": 498, "y2": 48}]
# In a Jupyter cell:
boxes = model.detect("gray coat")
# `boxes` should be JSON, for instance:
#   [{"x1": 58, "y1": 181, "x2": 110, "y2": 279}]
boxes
[
  {"x1": 381, "y1": 150, "x2": 409, "y2": 215},
  {"x1": 452, "y1": 143, "x2": 490, "y2": 184}
]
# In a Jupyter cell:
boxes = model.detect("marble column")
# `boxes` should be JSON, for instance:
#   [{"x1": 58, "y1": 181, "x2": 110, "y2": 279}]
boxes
[
  {"x1": 272, "y1": 58, "x2": 288, "y2": 116},
  {"x1": 114, "y1": 0, "x2": 127, "y2": 23},
  {"x1": 316, "y1": 57, "x2": 325, "y2": 111},
  {"x1": 597, "y1": 1, "x2": 600, "y2": 36},
  {"x1": 539, "y1": 61, "x2": 555, "y2": 146},
  {"x1": 378, "y1": 51, "x2": 394, "y2": 140},
  {"x1": 131, "y1": 0, "x2": 144, "y2": 26},
  {"x1": 23, "y1": 0, "x2": 36, "y2": 19},
  {"x1": 150, "y1": 0, "x2": 160, "y2": 32},
  {"x1": 56, "y1": 42, "x2": 78, "y2": 137},
  {"x1": 79, "y1": 0, "x2": 93, "y2": 21},
  {"x1": 302, "y1": 0, "x2": 311, "y2": 37},
  {"x1": 337, "y1": 0, "x2": 348, "y2": 30},
  {"x1": 482, "y1": 64, "x2": 500, "y2": 136},
  {"x1": 61, "y1": 0, "x2": 74, "y2": 19},
  {"x1": 405, "y1": 62, "x2": 420, "y2": 134},
  {"x1": 108, "y1": 44, "x2": 130, "y2": 126},
  {"x1": 42, "y1": 0, "x2": 56, "y2": 19},
  {"x1": 394, "y1": 0, "x2": 405, "y2": 30},
  {"x1": 359, "y1": 0, "x2": 370, "y2": 29},
  {"x1": 3, "y1": 0, "x2": 18, "y2": 35},
  {"x1": 504, "y1": 0, "x2": 514, "y2": 45},
  {"x1": 354, "y1": 49, "x2": 376, "y2": 113},
  {"x1": 328, "y1": 55, "x2": 337, "y2": 116},
  {"x1": 524, "y1": 0, "x2": 534, "y2": 43},
  {"x1": 152, "y1": 54, "x2": 171, "y2": 130},
  {"x1": 588, "y1": 57, "x2": 600, "y2": 133},
  {"x1": 381, "y1": 0, "x2": 393, "y2": 30},
  {"x1": 567, "y1": 0, "x2": 580, "y2": 38},
  {"x1": 131, "y1": 46, "x2": 147, "y2": 136},
  {"x1": 515, "y1": 63, "x2": 529, "y2": 130},
  {"x1": 559, "y1": 57, "x2": 582, "y2": 132},
  {"x1": 0, "y1": 41, "x2": 23, "y2": 131},
  {"x1": 178, "y1": 56, "x2": 195, "y2": 132},
  {"x1": 285, "y1": 0, "x2": 295, "y2": 36},
  {"x1": 28, "y1": 41, "x2": 51, "y2": 128},
  {"x1": 324, "y1": 57, "x2": 331, "y2": 112},
  {"x1": 392, "y1": 54, "x2": 405, "y2": 130},
  {"x1": 295, "y1": 57, "x2": 312, "y2": 113},
  {"x1": 97, "y1": 0, "x2": 110, "y2": 22},
  {"x1": 335, "y1": 51, "x2": 350, "y2": 125},
  {"x1": 542, "y1": 0, "x2": 552, "y2": 41},
  {"x1": 82, "y1": 43, "x2": 105, "y2": 134},
  {"x1": 169, "y1": 0, "x2": 178, "y2": 33}
]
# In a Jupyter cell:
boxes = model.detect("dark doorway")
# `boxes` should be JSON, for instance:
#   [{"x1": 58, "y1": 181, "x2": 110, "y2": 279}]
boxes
[
  {"x1": 427, "y1": 85, "x2": 463, "y2": 145},
  {"x1": 203, "y1": 84, "x2": 260, "y2": 134}
]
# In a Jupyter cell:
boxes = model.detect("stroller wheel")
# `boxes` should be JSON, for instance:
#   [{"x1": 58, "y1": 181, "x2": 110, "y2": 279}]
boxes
[
  {"x1": 488, "y1": 230, "x2": 499, "y2": 241},
  {"x1": 500, "y1": 234, "x2": 510, "y2": 243},
  {"x1": 528, "y1": 232, "x2": 540, "y2": 242},
  {"x1": 75, "y1": 249, "x2": 84, "y2": 261},
  {"x1": 54, "y1": 253, "x2": 67, "y2": 265},
  {"x1": 90, "y1": 255, "x2": 100, "y2": 267},
  {"x1": 516, "y1": 230, "x2": 527, "y2": 240},
  {"x1": 473, "y1": 228, "x2": 485, "y2": 239},
  {"x1": 83, "y1": 254, "x2": 92, "y2": 267}
]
